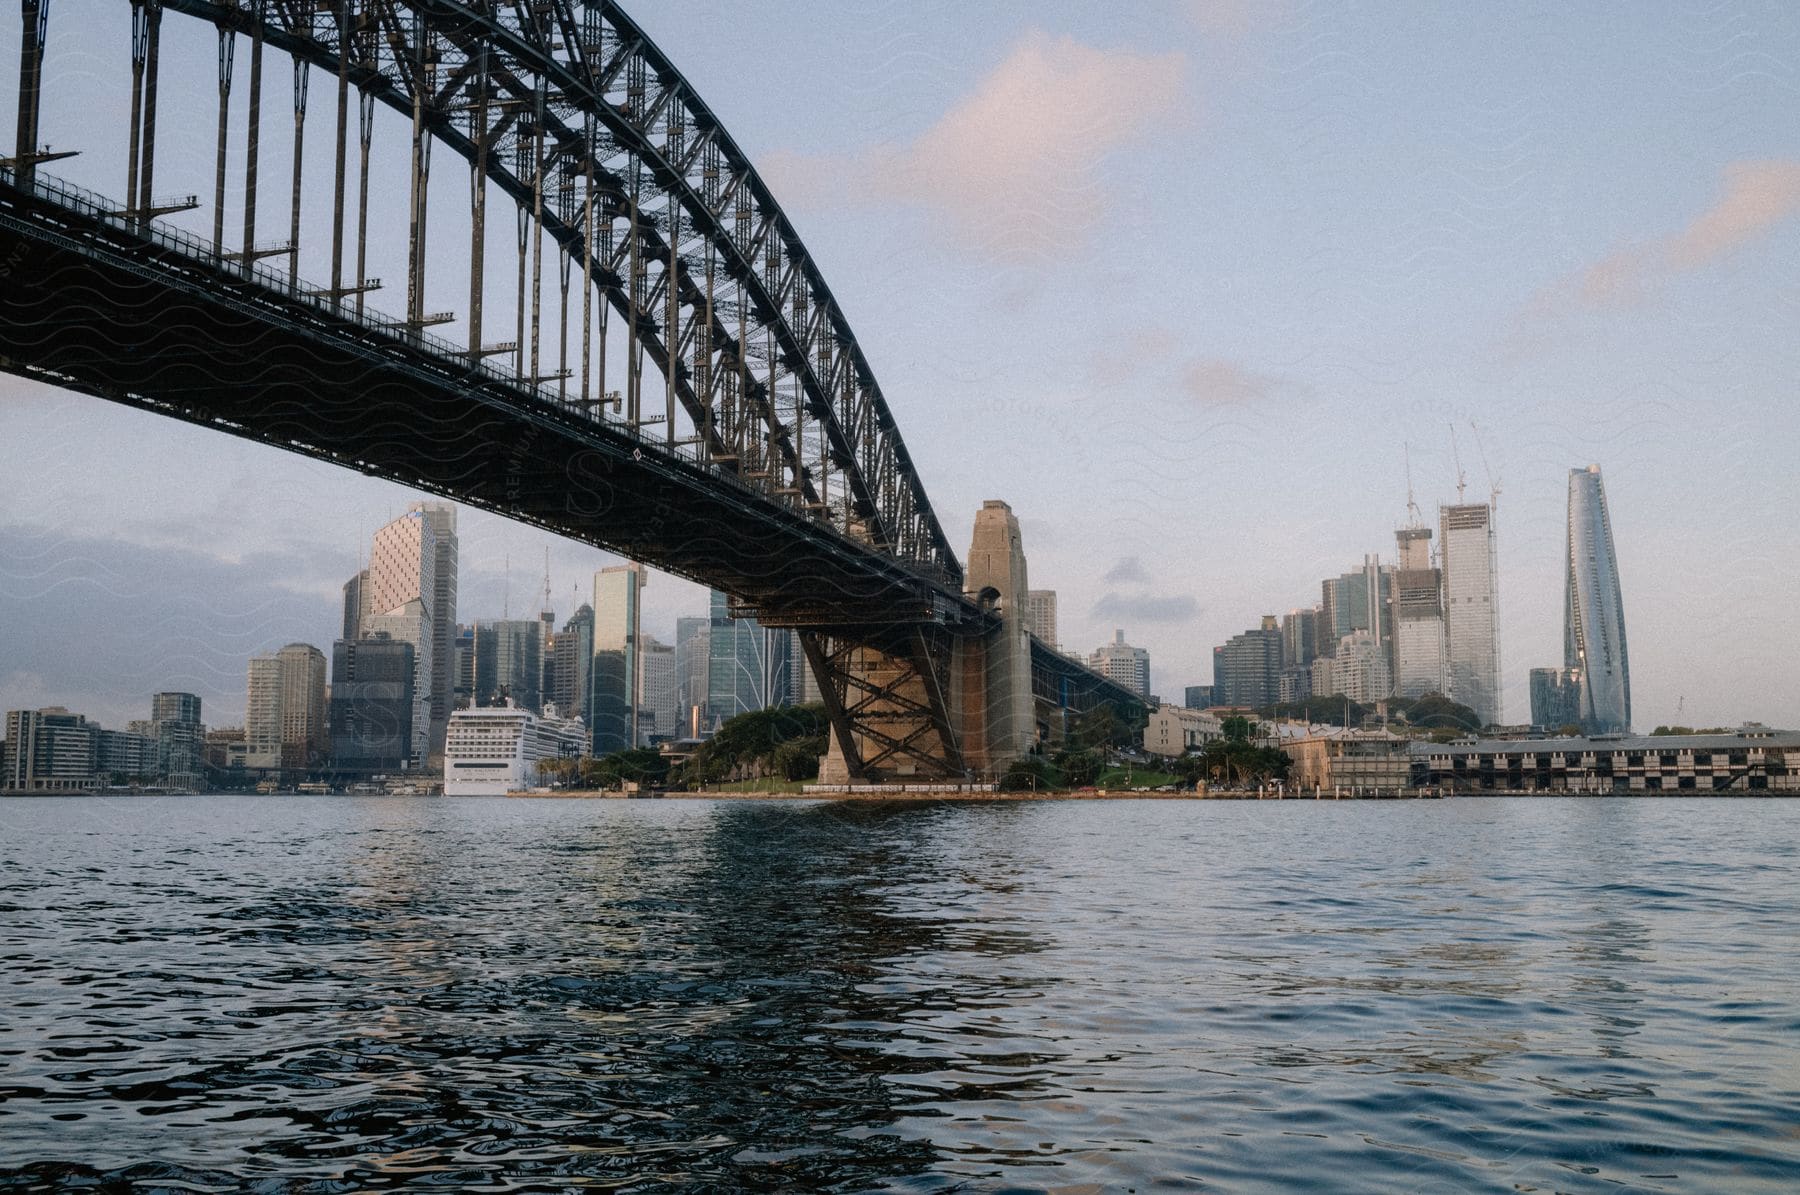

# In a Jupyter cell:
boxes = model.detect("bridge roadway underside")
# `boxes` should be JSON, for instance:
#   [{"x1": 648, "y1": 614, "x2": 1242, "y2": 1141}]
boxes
[{"x1": 0, "y1": 179, "x2": 973, "y2": 641}]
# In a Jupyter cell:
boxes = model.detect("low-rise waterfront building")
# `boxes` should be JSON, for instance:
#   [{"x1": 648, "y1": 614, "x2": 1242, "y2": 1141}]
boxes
[
  {"x1": 1416, "y1": 725, "x2": 1800, "y2": 793},
  {"x1": 1286, "y1": 727, "x2": 1414, "y2": 793},
  {"x1": 1143, "y1": 705, "x2": 1222, "y2": 758}
]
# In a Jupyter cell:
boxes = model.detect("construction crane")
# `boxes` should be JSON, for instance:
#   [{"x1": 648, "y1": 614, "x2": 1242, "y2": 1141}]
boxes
[
  {"x1": 1403, "y1": 442, "x2": 1424, "y2": 528},
  {"x1": 1470, "y1": 420, "x2": 1501, "y2": 510},
  {"x1": 1448, "y1": 423, "x2": 1467, "y2": 503}
]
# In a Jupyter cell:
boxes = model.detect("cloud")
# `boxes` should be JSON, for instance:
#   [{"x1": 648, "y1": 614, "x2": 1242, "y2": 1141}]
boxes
[
  {"x1": 1182, "y1": 358, "x2": 1282, "y2": 405},
  {"x1": 1103, "y1": 555, "x2": 1150, "y2": 583},
  {"x1": 1551, "y1": 159, "x2": 1800, "y2": 311},
  {"x1": 1093, "y1": 592, "x2": 1199, "y2": 623},
  {"x1": 769, "y1": 32, "x2": 1185, "y2": 259}
]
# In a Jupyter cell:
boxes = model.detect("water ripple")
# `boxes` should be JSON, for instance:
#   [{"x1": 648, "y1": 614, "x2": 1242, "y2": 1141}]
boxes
[{"x1": 1, "y1": 796, "x2": 1798, "y2": 1191}]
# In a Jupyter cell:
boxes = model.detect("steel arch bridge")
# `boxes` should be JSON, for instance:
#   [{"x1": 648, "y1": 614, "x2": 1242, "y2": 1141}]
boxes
[{"x1": 1, "y1": 0, "x2": 1142, "y2": 781}]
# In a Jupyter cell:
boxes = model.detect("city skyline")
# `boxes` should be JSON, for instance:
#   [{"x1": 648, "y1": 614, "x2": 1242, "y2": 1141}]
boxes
[{"x1": 4, "y1": 3, "x2": 1797, "y2": 732}]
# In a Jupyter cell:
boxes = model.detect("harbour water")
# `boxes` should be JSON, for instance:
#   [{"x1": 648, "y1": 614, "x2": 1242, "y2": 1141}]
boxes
[{"x1": 2, "y1": 795, "x2": 1797, "y2": 1191}]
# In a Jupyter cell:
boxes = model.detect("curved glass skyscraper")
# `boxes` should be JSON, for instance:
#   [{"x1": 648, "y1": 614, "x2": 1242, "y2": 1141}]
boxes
[{"x1": 1565, "y1": 465, "x2": 1630, "y2": 733}]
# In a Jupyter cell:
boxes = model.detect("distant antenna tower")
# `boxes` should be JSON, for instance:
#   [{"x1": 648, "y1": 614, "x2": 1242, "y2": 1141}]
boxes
[
  {"x1": 1470, "y1": 419, "x2": 1501, "y2": 510},
  {"x1": 541, "y1": 546, "x2": 553, "y2": 616},
  {"x1": 1448, "y1": 423, "x2": 1468, "y2": 503}
]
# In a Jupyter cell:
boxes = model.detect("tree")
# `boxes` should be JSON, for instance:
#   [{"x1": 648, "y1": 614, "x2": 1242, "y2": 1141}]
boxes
[
  {"x1": 1055, "y1": 748, "x2": 1103, "y2": 787},
  {"x1": 999, "y1": 755, "x2": 1061, "y2": 792},
  {"x1": 1220, "y1": 714, "x2": 1255, "y2": 743}
]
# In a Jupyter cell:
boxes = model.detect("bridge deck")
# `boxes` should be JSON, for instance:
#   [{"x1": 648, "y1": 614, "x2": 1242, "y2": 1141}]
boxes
[{"x1": 0, "y1": 169, "x2": 975, "y2": 638}]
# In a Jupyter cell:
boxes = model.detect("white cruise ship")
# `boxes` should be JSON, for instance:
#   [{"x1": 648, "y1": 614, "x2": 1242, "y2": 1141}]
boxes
[{"x1": 443, "y1": 702, "x2": 587, "y2": 796}]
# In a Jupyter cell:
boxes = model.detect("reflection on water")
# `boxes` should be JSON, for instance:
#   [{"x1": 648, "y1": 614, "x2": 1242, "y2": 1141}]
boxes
[{"x1": 1, "y1": 796, "x2": 1798, "y2": 1191}]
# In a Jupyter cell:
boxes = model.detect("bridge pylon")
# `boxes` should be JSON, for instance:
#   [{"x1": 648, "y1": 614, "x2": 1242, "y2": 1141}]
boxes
[{"x1": 804, "y1": 500, "x2": 1037, "y2": 785}]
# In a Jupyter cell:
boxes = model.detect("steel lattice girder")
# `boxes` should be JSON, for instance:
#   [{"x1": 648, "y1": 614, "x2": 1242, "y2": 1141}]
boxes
[{"x1": 164, "y1": 0, "x2": 961, "y2": 587}]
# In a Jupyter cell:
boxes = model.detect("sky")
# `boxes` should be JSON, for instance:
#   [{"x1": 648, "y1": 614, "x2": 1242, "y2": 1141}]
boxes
[{"x1": 3, "y1": 1, "x2": 1798, "y2": 731}]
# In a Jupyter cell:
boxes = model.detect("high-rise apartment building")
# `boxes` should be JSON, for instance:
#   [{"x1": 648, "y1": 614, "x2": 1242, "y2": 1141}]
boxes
[
  {"x1": 1089, "y1": 629, "x2": 1151, "y2": 699},
  {"x1": 1312, "y1": 630, "x2": 1393, "y2": 704},
  {"x1": 329, "y1": 634, "x2": 417, "y2": 774},
  {"x1": 1391, "y1": 526, "x2": 1446, "y2": 698},
  {"x1": 591, "y1": 564, "x2": 646, "y2": 754},
  {"x1": 637, "y1": 636, "x2": 677, "y2": 744},
  {"x1": 706, "y1": 589, "x2": 790, "y2": 726},
  {"x1": 1026, "y1": 590, "x2": 1058, "y2": 647},
  {"x1": 245, "y1": 644, "x2": 327, "y2": 773},
  {"x1": 675, "y1": 615, "x2": 710, "y2": 735},
  {"x1": 1212, "y1": 618, "x2": 1281, "y2": 708},
  {"x1": 1440, "y1": 501, "x2": 1500, "y2": 726},
  {"x1": 149, "y1": 691, "x2": 205, "y2": 790}
]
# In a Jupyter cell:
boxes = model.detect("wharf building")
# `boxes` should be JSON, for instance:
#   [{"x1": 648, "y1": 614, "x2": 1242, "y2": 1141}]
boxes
[
  {"x1": 1286, "y1": 728, "x2": 1414, "y2": 794},
  {"x1": 1416, "y1": 726, "x2": 1800, "y2": 793},
  {"x1": 1563, "y1": 465, "x2": 1630, "y2": 733},
  {"x1": 1440, "y1": 501, "x2": 1500, "y2": 726},
  {"x1": 1088, "y1": 630, "x2": 1151, "y2": 700},
  {"x1": 328, "y1": 633, "x2": 417, "y2": 775}
]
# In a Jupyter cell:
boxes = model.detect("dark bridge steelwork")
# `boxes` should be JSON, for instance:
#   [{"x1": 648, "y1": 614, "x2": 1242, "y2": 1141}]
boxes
[{"x1": 1, "y1": 0, "x2": 1143, "y2": 780}]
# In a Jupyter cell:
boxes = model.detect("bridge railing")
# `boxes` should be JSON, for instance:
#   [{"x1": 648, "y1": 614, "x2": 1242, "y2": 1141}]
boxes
[{"x1": 2, "y1": 162, "x2": 731, "y2": 482}]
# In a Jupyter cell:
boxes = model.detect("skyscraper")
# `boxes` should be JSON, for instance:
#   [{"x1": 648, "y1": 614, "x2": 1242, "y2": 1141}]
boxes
[
  {"x1": 474, "y1": 619, "x2": 544, "y2": 711},
  {"x1": 1026, "y1": 590, "x2": 1059, "y2": 647},
  {"x1": 551, "y1": 605, "x2": 594, "y2": 721},
  {"x1": 706, "y1": 589, "x2": 790, "y2": 725},
  {"x1": 1391, "y1": 526, "x2": 1446, "y2": 698},
  {"x1": 591, "y1": 564, "x2": 646, "y2": 754},
  {"x1": 674, "y1": 615, "x2": 710, "y2": 734},
  {"x1": 342, "y1": 568, "x2": 369, "y2": 641},
  {"x1": 1089, "y1": 629, "x2": 1151, "y2": 698},
  {"x1": 412, "y1": 501, "x2": 458, "y2": 759},
  {"x1": 1440, "y1": 501, "x2": 1500, "y2": 726},
  {"x1": 329, "y1": 633, "x2": 417, "y2": 774},
  {"x1": 1565, "y1": 465, "x2": 1630, "y2": 733},
  {"x1": 366, "y1": 509, "x2": 437, "y2": 763},
  {"x1": 637, "y1": 636, "x2": 677, "y2": 744},
  {"x1": 1529, "y1": 666, "x2": 1582, "y2": 731}
]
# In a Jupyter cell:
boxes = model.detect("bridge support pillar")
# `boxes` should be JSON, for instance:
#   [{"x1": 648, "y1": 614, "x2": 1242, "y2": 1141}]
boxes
[{"x1": 956, "y1": 499, "x2": 1037, "y2": 777}]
